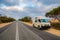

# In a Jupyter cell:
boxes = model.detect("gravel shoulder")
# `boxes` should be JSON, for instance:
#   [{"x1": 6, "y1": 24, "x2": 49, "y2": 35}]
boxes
[
  {"x1": 0, "y1": 22, "x2": 12, "y2": 28},
  {"x1": 22, "y1": 22, "x2": 60, "y2": 37}
]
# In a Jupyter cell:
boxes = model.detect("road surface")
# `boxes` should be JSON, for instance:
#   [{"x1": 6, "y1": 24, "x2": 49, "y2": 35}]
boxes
[{"x1": 0, "y1": 21, "x2": 60, "y2": 40}]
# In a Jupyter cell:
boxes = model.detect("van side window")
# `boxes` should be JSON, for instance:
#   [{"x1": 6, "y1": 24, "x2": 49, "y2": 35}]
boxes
[{"x1": 38, "y1": 19, "x2": 41, "y2": 22}]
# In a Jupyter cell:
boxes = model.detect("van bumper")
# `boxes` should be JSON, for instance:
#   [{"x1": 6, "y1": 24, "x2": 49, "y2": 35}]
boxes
[{"x1": 41, "y1": 26, "x2": 50, "y2": 28}]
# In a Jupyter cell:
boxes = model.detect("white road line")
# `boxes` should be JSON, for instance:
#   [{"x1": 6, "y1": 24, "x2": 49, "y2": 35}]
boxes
[{"x1": 16, "y1": 22, "x2": 19, "y2": 40}]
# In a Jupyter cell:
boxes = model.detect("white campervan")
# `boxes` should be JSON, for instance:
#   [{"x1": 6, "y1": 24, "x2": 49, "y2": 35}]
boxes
[{"x1": 33, "y1": 16, "x2": 51, "y2": 29}]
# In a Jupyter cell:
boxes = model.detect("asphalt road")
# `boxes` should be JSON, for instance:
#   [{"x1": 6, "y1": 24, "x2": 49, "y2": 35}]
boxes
[{"x1": 0, "y1": 21, "x2": 60, "y2": 40}]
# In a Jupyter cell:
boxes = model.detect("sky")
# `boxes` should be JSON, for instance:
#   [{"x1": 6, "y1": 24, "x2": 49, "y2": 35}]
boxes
[{"x1": 0, "y1": 0, "x2": 60, "y2": 19}]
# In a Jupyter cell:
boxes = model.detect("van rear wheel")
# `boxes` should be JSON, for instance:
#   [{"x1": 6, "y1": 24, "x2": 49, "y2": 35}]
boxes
[{"x1": 33, "y1": 24, "x2": 35, "y2": 28}]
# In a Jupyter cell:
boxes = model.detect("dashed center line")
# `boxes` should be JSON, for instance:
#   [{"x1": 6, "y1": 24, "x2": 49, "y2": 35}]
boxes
[{"x1": 16, "y1": 22, "x2": 19, "y2": 40}]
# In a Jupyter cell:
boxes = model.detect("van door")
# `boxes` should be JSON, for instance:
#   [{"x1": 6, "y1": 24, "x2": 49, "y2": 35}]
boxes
[
  {"x1": 37, "y1": 19, "x2": 41, "y2": 26},
  {"x1": 34, "y1": 19, "x2": 38, "y2": 27}
]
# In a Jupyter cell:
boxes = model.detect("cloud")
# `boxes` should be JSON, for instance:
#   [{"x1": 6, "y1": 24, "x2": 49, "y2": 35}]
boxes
[
  {"x1": 0, "y1": 0, "x2": 19, "y2": 6},
  {"x1": 1, "y1": 6, "x2": 25, "y2": 11},
  {"x1": 37, "y1": 0, "x2": 60, "y2": 5},
  {"x1": 0, "y1": 0, "x2": 60, "y2": 6},
  {"x1": 24, "y1": 3, "x2": 59, "y2": 16},
  {"x1": 6, "y1": 0, "x2": 14, "y2": 3},
  {"x1": 0, "y1": 0, "x2": 60, "y2": 19}
]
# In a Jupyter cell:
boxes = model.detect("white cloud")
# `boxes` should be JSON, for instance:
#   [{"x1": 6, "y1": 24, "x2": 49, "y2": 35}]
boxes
[
  {"x1": 1, "y1": 6, "x2": 25, "y2": 11},
  {"x1": 44, "y1": 4, "x2": 59, "y2": 12}
]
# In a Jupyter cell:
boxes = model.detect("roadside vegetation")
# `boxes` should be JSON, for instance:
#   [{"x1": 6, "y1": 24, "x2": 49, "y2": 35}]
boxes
[
  {"x1": 45, "y1": 6, "x2": 60, "y2": 20},
  {"x1": 19, "y1": 16, "x2": 32, "y2": 23},
  {"x1": 0, "y1": 14, "x2": 15, "y2": 23},
  {"x1": 45, "y1": 6, "x2": 60, "y2": 30},
  {"x1": 51, "y1": 23, "x2": 60, "y2": 30}
]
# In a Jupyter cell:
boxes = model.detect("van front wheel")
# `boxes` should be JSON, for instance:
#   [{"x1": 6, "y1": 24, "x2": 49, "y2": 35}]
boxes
[{"x1": 38, "y1": 25, "x2": 42, "y2": 30}]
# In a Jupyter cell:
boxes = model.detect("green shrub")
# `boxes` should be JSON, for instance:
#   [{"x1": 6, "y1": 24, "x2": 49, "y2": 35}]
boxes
[
  {"x1": 51, "y1": 23, "x2": 60, "y2": 30},
  {"x1": 19, "y1": 16, "x2": 32, "y2": 23},
  {"x1": 0, "y1": 16, "x2": 15, "y2": 23}
]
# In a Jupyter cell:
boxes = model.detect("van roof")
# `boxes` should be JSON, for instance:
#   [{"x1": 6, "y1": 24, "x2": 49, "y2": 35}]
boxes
[{"x1": 35, "y1": 16, "x2": 49, "y2": 19}]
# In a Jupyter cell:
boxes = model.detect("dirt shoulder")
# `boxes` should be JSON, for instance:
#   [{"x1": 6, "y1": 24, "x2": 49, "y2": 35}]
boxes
[
  {"x1": 22, "y1": 22, "x2": 32, "y2": 26},
  {"x1": 45, "y1": 28, "x2": 60, "y2": 37},
  {"x1": 22, "y1": 22, "x2": 60, "y2": 37},
  {"x1": 0, "y1": 22, "x2": 12, "y2": 28}
]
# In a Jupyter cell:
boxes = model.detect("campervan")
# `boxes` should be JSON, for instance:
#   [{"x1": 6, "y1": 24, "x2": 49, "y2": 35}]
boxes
[{"x1": 33, "y1": 16, "x2": 51, "y2": 29}]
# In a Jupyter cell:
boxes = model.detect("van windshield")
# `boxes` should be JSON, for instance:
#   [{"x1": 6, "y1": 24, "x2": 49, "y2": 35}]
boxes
[{"x1": 41, "y1": 19, "x2": 49, "y2": 22}]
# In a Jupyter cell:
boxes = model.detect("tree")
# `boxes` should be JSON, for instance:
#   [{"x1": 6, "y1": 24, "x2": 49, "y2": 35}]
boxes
[
  {"x1": 0, "y1": 14, "x2": 1, "y2": 17},
  {"x1": 0, "y1": 14, "x2": 2, "y2": 23},
  {"x1": 45, "y1": 6, "x2": 60, "y2": 20},
  {"x1": 0, "y1": 15, "x2": 15, "y2": 23},
  {"x1": 19, "y1": 16, "x2": 32, "y2": 23}
]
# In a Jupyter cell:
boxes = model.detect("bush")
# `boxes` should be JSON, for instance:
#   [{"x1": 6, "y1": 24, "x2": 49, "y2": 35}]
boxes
[
  {"x1": 19, "y1": 16, "x2": 32, "y2": 23},
  {"x1": 0, "y1": 16, "x2": 15, "y2": 23},
  {"x1": 51, "y1": 23, "x2": 60, "y2": 30}
]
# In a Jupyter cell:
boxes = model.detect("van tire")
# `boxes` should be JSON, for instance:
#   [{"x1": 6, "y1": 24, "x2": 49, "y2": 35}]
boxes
[
  {"x1": 38, "y1": 25, "x2": 42, "y2": 30},
  {"x1": 33, "y1": 24, "x2": 35, "y2": 28}
]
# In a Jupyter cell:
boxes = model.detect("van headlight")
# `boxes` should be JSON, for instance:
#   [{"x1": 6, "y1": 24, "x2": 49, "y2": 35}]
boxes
[
  {"x1": 48, "y1": 24, "x2": 51, "y2": 26},
  {"x1": 45, "y1": 24, "x2": 51, "y2": 26},
  {"x1": 41, "y1": 24, "x2": 50, "y2": 26}
]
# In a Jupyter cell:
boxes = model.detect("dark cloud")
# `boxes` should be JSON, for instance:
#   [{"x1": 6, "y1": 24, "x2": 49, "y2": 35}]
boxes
[
  {"x1": 38, "y1": 0, "x2": 60, "y2": 5},
  {"x1": 0, "y1": 0, "x2": 19, "y2": 6}
]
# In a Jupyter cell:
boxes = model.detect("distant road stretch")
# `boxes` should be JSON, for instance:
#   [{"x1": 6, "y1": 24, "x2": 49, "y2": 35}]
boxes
[{"x1": 0, "y1": 21, "x2": 60, "y2": 40}]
